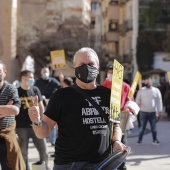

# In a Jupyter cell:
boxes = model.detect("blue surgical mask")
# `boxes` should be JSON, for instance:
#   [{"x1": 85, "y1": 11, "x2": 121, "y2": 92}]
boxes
[
  {"x1": 42, "y1": 72, "x2": 49, "y2": 79},
  {"x1": 26, "y1": 78, "x2": 35, "y2": 87}
]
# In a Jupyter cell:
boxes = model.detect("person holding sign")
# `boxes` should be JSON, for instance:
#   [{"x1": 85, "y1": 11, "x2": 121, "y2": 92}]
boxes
[
  {"x1": 28, "y1": 47, "x2": 125, "y2": 170},
  {"x1": 102, "y1": 65, "x2": 139, "y2": 170},
  {"x1": 135, "y1": 75, "x2": 162, "y2": 145},
  {"x1": 102, "y1": 65, "x2": 132, "y2": 111}
]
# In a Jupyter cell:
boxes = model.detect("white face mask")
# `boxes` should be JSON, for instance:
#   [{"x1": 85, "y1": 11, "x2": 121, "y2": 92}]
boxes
[
  {"x1": 42, "y1": 72, "x2": 50, "y2": 79},
  {"x1": 107, "y1": 73, "x2": 112, "y2": 82},
  {"x1": 26, "y1": 78, "x2": 35, "y2": 87}
]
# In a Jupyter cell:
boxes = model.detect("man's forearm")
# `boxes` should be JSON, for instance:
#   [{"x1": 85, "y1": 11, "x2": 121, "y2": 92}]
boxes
[
  {"x1": 0, "y1": 105, "x2": 19, "y2": 117},
  {"x1": 32, "y1": 121, "x2": 50, "y2": 139},
  {"x1": 111, "y1": 124, "x2": 122, "y2": 142}
]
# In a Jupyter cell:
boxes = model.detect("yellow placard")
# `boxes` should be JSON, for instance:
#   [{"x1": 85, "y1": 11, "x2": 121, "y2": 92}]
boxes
[
  {"x1": 110, "y1": 60, "x2": 124, "y2": 123},
  {"x1": 128, "y1": 71, "x2": 141, "y2": 99},
  {"x1": 138, "y1": 77, "x2": 142, "y2": 90},
  {"x1": 168, "y1": 72, "x2": 170, "y2": 85},
  {"x1": 50, "y1": 50, "x2": 66, "y2": 70}
]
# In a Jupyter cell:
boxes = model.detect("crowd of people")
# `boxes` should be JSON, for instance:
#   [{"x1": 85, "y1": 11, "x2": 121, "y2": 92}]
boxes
[{"x1": 0, "y1": 47, "x2": 168, "y2": 170}]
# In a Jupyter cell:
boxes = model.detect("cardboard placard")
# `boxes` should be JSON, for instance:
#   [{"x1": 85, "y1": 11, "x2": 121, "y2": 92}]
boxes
[
  {"x1": 50, "y1": 50, "x2": 66, "y2": 70},
  {"x1": 168, "y1": 71, "x2": 170, "y2": 85},
  {"x1": 110, "y1": 60, "x2": 124, "y2": 123},
  {"x1": 128, "y1": 71, "x2": 141, "y2": 99}
]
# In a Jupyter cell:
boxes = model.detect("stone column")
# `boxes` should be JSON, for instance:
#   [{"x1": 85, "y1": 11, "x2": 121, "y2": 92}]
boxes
[{"x1": 0, "y1": 0, "x2": 17, "y2": 82}]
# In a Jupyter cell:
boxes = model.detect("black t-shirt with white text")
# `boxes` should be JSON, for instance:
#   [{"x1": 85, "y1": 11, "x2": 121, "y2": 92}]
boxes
[
  {"x1": 44, "y1": 85, "x2": 111, "y2": 164},
  {"x1": 16, "y1": 86, "x2": 42, "y2": 128}
]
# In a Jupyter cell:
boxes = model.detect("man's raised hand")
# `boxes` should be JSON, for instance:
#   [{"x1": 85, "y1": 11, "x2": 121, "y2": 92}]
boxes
[{"x1": 28, "y1": 95, "x2": 41, "y2": 123}]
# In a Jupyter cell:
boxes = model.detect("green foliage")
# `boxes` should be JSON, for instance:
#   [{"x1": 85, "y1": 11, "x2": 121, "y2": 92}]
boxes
[
  {"x1": 137, "y1": 40, "x2": 154, "y2": 72},
  {"x1": 139, "y1": 1, "x2": 168, "y2": 30},
  {"x1": 137, "y1": 1, "x2": 170, "y2": 73},
  {"x1": 147, "y1": 2, "x2": 163, "y2": 28}
]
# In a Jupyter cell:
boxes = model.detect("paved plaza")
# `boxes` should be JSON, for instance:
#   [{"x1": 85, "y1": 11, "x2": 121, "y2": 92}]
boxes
[
  {"x1": 0, "y1": 118, "x2": 169, "y2": 170},
  {"x1": 26, "y1": 117, "x2": 170, "y2": 170},
  {"x1": 126, "y1": 118, "x2": 170, "y2": 170}
]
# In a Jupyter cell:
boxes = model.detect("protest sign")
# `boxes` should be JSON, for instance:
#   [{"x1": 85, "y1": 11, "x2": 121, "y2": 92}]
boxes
[
  {"x1": 110, "y1": 60, "x2": 124, "y2": 123},
  {"x1": 50, "y1": 50, "x2": 66, "y2": 70},
  {"x1": 128, "y1": 71, "x2": 141, "y2": 99}
]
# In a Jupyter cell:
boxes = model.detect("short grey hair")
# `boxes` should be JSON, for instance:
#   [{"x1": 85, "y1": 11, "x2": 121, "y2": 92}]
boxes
[
  {"x1": 73, "y1": 47, "x2": 99, "y2": 66},
  {"x1": 0, "y1": 61, "x2": 6, "y2": 71}
]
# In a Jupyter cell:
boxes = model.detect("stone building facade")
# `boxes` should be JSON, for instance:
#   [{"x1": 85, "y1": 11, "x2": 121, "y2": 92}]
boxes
[
  {"x1": 0, "y1": 0, "x2": 139, "y2": 82},
  {"x1": 90, "y1": 0, "x2": 139, "y2": 82},
  {"x1": 17, "y1": 0, "x2": 91, "y2": 78},
  {"x1": 0, "y1": 0, "x2": 17, "y2": 82}
]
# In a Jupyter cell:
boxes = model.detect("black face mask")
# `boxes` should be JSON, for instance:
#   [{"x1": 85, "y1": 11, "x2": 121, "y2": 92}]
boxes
[
  {"x1": 145, "y1": 84, "x2": 151, "y2": 88},
  {"x1": 0, "y1": 75, "x2": 2, "y2": 82},
  {"x1": 75, "y1": 64, "x2": 98, "y2": 83}
]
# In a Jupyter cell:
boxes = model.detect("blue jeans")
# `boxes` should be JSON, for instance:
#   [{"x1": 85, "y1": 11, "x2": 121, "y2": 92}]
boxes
[
  {"x1": 139, "y1": 111, "x2": 157, "y2": 141},
  {"x1": 16, "y1": 128, "x2": 48, "y2": 170},
  {"x1": 53, "y1": 162, "x2": 99, "y2": 170},
  {"x1": 49, "y1": 126, "x2": 58, "y2": 145},
  {"x1": 0, "y1": 137, "x2": 11, "y2": 170}
]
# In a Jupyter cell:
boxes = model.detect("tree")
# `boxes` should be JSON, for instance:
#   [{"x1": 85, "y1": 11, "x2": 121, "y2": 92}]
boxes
[
  {"x1": 137, "y1": 0, "x2": 170, "y2": 73},
  {"x1": 17, "y1": 17, "x2": 89, "y2": 77}
]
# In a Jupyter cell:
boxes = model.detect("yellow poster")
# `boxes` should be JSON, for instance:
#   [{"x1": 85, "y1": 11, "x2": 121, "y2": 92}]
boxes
[
  {"x1": 110, "y1": 60, "x2": 124, "y2": 123},
  {"x1": 128, "y1": 71, "x2": 141, "y2": 99},
  {"x1": 168, "y1": 71, "x2": 170, "y2": 84},
  {"x1": 50, "y1": 50, "x2": 66, "y2": 70},
  {"x1": 138, "y1": 76, "x2": 142, "y2": 90}
]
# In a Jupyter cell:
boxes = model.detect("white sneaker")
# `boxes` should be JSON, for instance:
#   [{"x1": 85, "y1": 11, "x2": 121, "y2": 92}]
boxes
[{"x1": 152, "y1": 140, "x2": 160, "y2": 145}]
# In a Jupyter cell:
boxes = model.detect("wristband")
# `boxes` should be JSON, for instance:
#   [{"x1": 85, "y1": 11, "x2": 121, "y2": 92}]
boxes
[{"x1": 32, "y1": 120, "x2": 42, "y2": 128}]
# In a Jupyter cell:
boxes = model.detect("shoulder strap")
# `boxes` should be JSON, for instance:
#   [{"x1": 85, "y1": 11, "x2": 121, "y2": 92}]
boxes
[{"x1": 71, "y1": 84, "x2": 109, "y2": 124}]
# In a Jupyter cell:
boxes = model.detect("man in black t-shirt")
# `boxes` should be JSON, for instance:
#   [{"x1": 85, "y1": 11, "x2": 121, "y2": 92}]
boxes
[
  {"x1": 16, "y1": 70, "x2": 49, "y2": 170},
  {"x1": 28, "y1": 47, "x2": 125, "y2": 170}
]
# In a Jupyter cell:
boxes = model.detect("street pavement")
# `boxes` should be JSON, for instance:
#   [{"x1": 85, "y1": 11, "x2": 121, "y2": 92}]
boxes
[
  {"x1": 27, "y1": 117, "x2": 170, "y2": 170},
  {"x1": 28, "y1": 139, "x2": 54, "y2": 170},
  {"x1": 126, "y1": 117, "x2": 170, "y2": 170}
]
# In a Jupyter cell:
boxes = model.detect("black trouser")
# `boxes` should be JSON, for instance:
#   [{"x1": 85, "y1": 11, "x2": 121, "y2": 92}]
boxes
[{"x1": 0, "y1": 137, "x2": 11, "y2": 170}]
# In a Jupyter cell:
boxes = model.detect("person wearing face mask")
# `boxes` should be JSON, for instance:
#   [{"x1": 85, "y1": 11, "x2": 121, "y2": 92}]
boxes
[
  {"x1": 35, "y1": 65, "x2": 60, "y2": 100},
  {"x1": 34, "y1": 66, "x2": 60, "y2": 146},
  {"x1": 28, "y1": 47, "x2": 125, "y2": 170},
  {"x1": 15, "y1": 70, "x2": 50, "y2": 170},
  {"x1": 135, "y1": 75, "x2": 163, "y2": 145}
]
